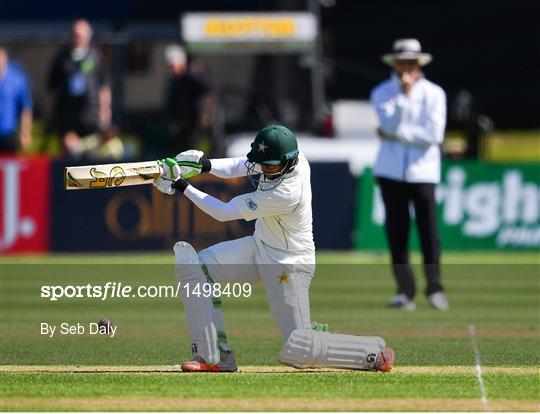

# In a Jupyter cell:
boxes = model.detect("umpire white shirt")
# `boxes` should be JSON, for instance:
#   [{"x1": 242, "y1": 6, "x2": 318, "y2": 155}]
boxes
[{"x1": 370, "y1": 74, "x2": 446, "y2": 183}]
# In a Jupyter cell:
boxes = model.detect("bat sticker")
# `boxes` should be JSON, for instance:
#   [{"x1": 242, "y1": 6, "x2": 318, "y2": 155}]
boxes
[
  {"x1": 89, "y1": 166, "x2": 126, "y2": 188},
  {"x1": 129, "y1": 166, "x2": 160, "y2": 181}
]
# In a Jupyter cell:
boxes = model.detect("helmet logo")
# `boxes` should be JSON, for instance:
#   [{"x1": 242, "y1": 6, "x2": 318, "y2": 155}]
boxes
[{"x1": 258, "y1": 141, "x2": 268, "y2": 153}]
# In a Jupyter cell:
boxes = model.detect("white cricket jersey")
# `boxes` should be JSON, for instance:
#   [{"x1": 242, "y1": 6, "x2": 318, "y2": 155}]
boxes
[{"x1": 231, "y1": 154, "x2": 315, "y2": 263}]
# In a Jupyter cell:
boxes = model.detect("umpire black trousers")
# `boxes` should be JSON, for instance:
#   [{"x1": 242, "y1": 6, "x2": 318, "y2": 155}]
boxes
[{"x1": 376, "y1": 177, "x2": 444, "y2": 299}]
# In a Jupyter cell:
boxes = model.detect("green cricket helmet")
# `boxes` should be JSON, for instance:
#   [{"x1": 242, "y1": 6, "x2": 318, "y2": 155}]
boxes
[
  {"x1": 246, "y1": 125, "x2": 299, "y2": 165},
  {"x1": 245, "y1": 125, "x2": 300, "y2": 190}
]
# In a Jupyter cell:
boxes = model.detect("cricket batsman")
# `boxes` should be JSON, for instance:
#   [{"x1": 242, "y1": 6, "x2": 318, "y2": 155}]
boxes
[{"x1": 154, "y1": 125, "x2": 394, "y2": 372}]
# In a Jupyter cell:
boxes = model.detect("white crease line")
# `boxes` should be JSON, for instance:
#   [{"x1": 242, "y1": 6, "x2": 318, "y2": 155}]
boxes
[{"x1": 469, "y1": 324, "x2": 489, "y2": 410}]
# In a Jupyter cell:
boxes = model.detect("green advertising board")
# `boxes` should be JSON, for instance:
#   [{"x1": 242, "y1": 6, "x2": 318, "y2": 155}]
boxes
[{"x1": 354, "y1": 161, "x2": 540, "y2": 250}]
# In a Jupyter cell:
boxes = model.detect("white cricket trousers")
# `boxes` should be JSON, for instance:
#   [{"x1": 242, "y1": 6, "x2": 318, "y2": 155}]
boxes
[{"x1": 198, "y1": 235, "x2": 314, "y2": 340}]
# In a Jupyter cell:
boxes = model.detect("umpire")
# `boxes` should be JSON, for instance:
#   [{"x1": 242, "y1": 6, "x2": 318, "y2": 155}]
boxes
[{"x1": 370, "y1": 39, "x2": 449, "y2": 311}]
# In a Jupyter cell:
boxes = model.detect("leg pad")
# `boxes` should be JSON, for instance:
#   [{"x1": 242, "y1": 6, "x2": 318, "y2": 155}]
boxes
[{"x1": 279, "y1": 329, "x2": 385, "y2": 370}]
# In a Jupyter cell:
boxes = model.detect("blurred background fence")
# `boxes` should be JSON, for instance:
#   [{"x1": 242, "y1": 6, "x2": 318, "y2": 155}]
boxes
[{"x1": 1, "y1": 0, "x2": 538, "y2": 253}]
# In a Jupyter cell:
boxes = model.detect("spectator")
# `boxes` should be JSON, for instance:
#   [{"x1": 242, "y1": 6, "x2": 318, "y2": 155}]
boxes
[
  {"x1": 47, "y1": 19, "x2": 111, "y2": 157},
  {"x1": 0, "y1": 47, "x2": 32, "y2": 152},
  {"x1": 370, "y1": 39, "x2": 449, "y2": 311},
  {"x1": 163, "y1": 44, "x2": 213, "y2": 154}
]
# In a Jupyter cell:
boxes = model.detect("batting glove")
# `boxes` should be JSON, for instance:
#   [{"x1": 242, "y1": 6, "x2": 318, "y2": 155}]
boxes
[
  {"x1": 153, "y1": 177, "x2": 176, "y2": 195},
  {"x1": 174, "y1": 149, "x2": 211, "y2": 178},
  {"x1": 154, "y1": 158, "x2": 193, "y2": 195},
  {"x1": 153, "y1": 158, "x2": 181, "y2": 195},
  {"x1": 159, "y1": 157, "x2": 182, "y2": 180},
  {"x1": 153, "y1": 176, "x2": 189, "y2": 195}
]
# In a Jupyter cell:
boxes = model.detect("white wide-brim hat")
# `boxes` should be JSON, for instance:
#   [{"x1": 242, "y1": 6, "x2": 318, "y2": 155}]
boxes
[{"x1": 382, "y1": 38, "x2": 433, "y2": 66}]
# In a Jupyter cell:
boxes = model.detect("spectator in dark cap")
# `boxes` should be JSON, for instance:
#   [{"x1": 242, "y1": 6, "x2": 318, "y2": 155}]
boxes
[{"x1": 0, "y1": 47, "x2": 33, "y2": 152}]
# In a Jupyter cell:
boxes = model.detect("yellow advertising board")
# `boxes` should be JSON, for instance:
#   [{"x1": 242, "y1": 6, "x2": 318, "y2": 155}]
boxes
[{"x1": 182, "y1": 12, "x2": 316, "y2": 53}]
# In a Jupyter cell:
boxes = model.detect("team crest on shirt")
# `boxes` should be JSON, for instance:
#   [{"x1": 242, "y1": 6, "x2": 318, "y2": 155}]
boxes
[{"x1": 246, "y1": 198, "x2": 258, "y2": 210}]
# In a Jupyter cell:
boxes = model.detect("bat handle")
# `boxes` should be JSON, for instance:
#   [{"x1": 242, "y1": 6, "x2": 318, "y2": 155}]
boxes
[{"x1": 158, "y1": 164, "x2": 165, "y2": 177}]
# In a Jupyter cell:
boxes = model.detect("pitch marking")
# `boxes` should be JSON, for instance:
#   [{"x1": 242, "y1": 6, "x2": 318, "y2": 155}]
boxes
[
  {"x1": 469, "y1": 324, "x2": 489, "y2": 411},
  {"x1": 0, "y1": 365, "x2": 536, "y2": 375}
]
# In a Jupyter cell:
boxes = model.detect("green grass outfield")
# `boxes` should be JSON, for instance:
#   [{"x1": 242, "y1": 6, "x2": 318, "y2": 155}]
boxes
[{"x1": 1, "y1": 251, "x2": 539, "y2": 411}]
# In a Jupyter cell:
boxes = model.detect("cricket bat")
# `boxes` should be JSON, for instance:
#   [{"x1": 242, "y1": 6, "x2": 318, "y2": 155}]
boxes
[{"x1": 64, "y1": 161, "x2": 163, "y2": 190}]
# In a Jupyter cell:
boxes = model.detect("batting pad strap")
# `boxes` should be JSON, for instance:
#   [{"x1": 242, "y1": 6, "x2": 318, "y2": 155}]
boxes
[
  {"x1": 217, "y1": 330, "x2": 228, "y2": 344},
  {"x1": 311, "y1": 320, "x2": 329, "y2": 332},
  {"x1": 201, "y1": 264, "x2": 215, "y2": 283},
  {"x1": 278, "y1": 329, "x2": 385, "y2": 371},
  {"x1": 212, "y1": 297, "x2": 222, "y2": 308},
  {"x1": 200, "y1": 264, "x2": 222, "y2": 309}
]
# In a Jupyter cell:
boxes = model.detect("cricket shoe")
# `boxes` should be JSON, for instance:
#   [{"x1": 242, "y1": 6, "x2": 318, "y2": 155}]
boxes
[
  {"x1": 374, "y1": 347, "x2": 395, "y2": 372},
  {"x1": 181, "y1": 356, "x2": 222, "y2": 372},
  {"x1": 387, "y1": 294, "x2": 416, "y2": 311},
  {"x1": 428, "y1": 292, "x2": 450, "y2": 311},
  {"x1": 181, "y1": 346, "x2": 238, "y2": 372},
  {"x1": 217, "y1": 343, "x2": 238, "y2": 372}
]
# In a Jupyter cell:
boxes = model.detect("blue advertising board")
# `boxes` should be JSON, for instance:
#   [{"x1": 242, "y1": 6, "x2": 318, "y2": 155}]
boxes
[{"x1": 51, "y1": 161, "x2": 354, "y2": 251}]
